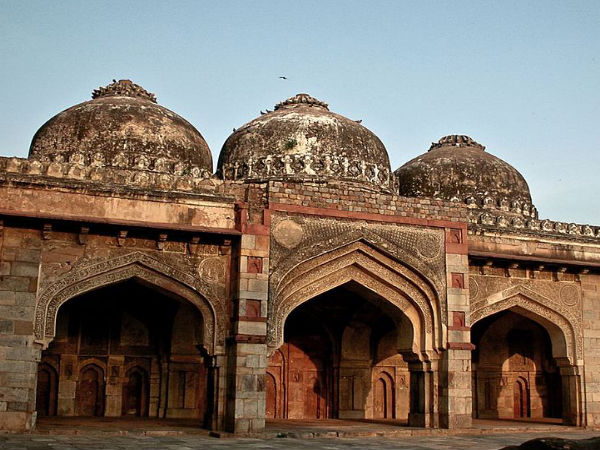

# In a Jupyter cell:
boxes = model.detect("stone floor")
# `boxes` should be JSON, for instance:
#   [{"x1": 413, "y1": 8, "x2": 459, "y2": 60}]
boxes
[{"x1": 0, "y1": 417, "x2": 598, "y2": 450}]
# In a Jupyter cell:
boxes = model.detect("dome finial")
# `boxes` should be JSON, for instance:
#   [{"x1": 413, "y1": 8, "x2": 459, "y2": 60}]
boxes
[
  {"x1": 274, "y1": 93, "x2": 329, "y2": 110},
  {"x1": 429, "y1": 135, "x2": 485, "y2": 151},
  {"x1": 92, "y1": 79, "x2": 157, "y2": 103}
]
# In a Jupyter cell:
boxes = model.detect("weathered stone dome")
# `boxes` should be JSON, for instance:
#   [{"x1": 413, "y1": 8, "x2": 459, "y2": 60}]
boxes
[
  {"x1": 28, "y1": 79, "x2": 213, "y2": 173},
  {"x1": 395, "y1": 135, "x2": 533, "y2": 208},
  {"x1": 217, "y1": 93, "x2": 393, "y2": 191}
]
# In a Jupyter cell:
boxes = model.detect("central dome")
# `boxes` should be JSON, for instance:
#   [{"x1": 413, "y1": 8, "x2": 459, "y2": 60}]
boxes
[
  {"x1": 28, "y1": 79, "x2": 213, "y2": 173},
  {"x1": 217, "y1": 93, "x2": 392, "y2": 191}
]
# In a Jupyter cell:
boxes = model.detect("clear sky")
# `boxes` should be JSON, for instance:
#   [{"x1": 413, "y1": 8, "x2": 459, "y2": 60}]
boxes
[{"x1": 1, "y1": 1, "x2": 599, "y2": 224}]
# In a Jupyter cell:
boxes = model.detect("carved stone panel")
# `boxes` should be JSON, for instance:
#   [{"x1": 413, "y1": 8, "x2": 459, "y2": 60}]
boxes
[
  {"x1": 469, "y1": 274, "x2": 583, "y2": 364},
  {"x1": 269, "y1": 213, "x2": 446, "y2": 307}
]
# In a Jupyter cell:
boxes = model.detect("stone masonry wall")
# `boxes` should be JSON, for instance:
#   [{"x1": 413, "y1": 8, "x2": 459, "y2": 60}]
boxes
[
  {"x1": 443, "y1": 226, "x2": 473, "y2": 428},
  {"x1": 581, "y1": 272, "x2": 600, "y2": 426},
  {"x1": 0, "y1": 225, "x2": 42, "y2": 431},
  {"x1": 267, "y1": 181, "x2": 468, "y2": 222}
]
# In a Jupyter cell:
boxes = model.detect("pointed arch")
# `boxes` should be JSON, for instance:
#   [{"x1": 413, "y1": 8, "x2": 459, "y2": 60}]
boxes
[
  {"x1": 34, "y1": 252, "x2": 224, "y2": 354},
  {"x1": 269, "y1": 241, "x2": 443, "y2": 357},
  {"x1": 470, "y1": 286, "x2": 580, "y2": 364}
]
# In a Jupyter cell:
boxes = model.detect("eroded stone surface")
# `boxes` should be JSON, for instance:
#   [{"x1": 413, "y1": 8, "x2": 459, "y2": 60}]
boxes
[{"x1": 28, "y1": 80, "x2": 213, "y2": 173}]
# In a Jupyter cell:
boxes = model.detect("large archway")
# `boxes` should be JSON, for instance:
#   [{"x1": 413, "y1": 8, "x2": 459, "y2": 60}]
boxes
[
  {"x1": 267, "y1": 241, "x2": 444, "y2": 427},
  {"x1": 36, "y1": 279, "x2": 212, "y2": 423},
  {"x1": 472, "y1": 311, "x2": 562, "y2": 421},
  {"x1": 471, "y1": 298, "x2": 583, "y2": 426},
  {"x1": 267, "y1": 282, "x2": 415, "y2": 422}
]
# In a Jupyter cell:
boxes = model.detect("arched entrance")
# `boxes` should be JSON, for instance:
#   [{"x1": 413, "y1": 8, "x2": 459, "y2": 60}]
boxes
[
  {"x1": 122, "y1": 366, "x2": 149, "y2": 417},
  {"x1": 76, "y1": 364, "x2": 105, "y2": 416},
  {"x1": 36, "y1": 279, "x2": 211, "y2": 422},
  {"x1": 268, "y1": 241, "x2": 443, "y2": 427},
  {"x1": 374, "y1": 371, "x2": 395, "y2": 419},
  {"x1": 36, "y1": 363, "x2": 58, "y2": 417},
  {"x1": 472, "y1": 310, "x2": 565, "y2": 422},
  {"x1": 267, "y1": 282, "x2": 416, "y2": 422}
]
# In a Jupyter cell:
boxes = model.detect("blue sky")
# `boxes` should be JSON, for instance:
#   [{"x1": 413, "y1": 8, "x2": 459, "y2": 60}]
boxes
[{"x1": 1, "y1": 1, "x2": 599, "y2": 223}]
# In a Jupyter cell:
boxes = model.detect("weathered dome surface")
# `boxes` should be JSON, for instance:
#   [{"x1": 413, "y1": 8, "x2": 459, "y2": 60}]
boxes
[
  {"x1": 28, "y1": 80, "x2": 213, "y2": 173},
  {"x1": 395, "y1": 135, "x2": 533, "y2": 207},
  {"x1": 217, "y1": 93, "x2": 393, "y2": 191}
]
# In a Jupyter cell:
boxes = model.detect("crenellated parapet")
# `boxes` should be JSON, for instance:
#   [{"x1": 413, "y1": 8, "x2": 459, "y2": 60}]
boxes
[
  {"x1": 0, "y1": 155, "x2": 218, "y2": 192},
  {"x1": 220, "y1": 152, "x2": 397, "y2": 192},
  {"x1": 462, "y1": 194, "x2": 538, "y2": 219},
  {"x1": 468, "y1": 207, "x2": 600, "y2": 240}
]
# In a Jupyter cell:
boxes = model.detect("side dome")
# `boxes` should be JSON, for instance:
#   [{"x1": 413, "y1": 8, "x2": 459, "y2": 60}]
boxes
[
  {"x1": 28, "y1": 79, "x2": 213, "y2": 173},
  {"x1": 217, "y1": 93, "x2": 393, "y2": 191},
  {"x1": 395, "y1": 135, "x2": 533, "y2": 208}
]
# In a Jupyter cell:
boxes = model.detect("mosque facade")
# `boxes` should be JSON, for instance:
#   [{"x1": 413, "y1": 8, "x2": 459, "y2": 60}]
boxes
[{"x1": 0, "y1": 80, "x2": 598, "y2": 433}]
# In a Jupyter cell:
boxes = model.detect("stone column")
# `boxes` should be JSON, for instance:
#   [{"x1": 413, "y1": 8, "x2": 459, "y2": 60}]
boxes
[
  {"x1": 57, "y1": 354, "x2": 77, "y2": 415},
  {"x1": 226, "y1": 202, "x2": 270, "y2": 433},
  {"x1": 105, "y1": 356, "x2": 124, "y2": 416},
  {"x1": 558, "y1": 361, "x2": 584, "y2": 426},
  {"x1": 408, "y1": 360, "x2": 427, "y2": 427},
  {"x1": 442, "y1": 225, "x2": 473, "y2": 428}
]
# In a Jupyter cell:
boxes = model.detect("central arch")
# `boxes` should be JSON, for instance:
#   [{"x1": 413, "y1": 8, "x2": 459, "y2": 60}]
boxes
[
  {"x1": 267, "y1": 241, "x2": 443, "y2": 425},
  {"x1": 269, "y1": 241, "x2": 443, "y2": 357}
]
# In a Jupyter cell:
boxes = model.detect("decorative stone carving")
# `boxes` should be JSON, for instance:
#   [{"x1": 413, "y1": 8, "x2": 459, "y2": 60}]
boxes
[
  {"x1": 469, "y1": 275, "x2": 582, "y2": 365},
  {"x1": 198, "y1": 257, "x2": 226, "y2": 283},
  {"x1": 272, "y1": 219, "x2": 304, "y2": 249},
  {"x1": 220, "y1": 152, "x2": 394, "y2": 191},
  {"x1": 269, "y1": 240, "x2": 442, "y2": 356},
  {"x1": 90, "y1": 152, "x2": 105, "y2": 167},
  {"x1": 269, "y1": 214, "x2": 447, "y2": 344},
  {"x1": 68, "y1": 152, "x2": 85, "y2": 166},
  {"x1": 153, "y1": 157, "x2": 170, "y2": 173},
  {"x1": 113, "y1": 152, "x2": 128, "y2": 168},
  {"x1": 560, "y1": 284, "x2": 579, "y2": 306},
  {"x1": 35, "y1": 251, "x2": 227, "y2": 353},
  {"x1": 480, "y1": 213, "x2": 494, "y2": 225},
  {"x1": 134, "y1": 155, "x2": 150, "y2": 170},
  {"x1": 417, "y1": 233, "x2": 442, "y2": 259}
]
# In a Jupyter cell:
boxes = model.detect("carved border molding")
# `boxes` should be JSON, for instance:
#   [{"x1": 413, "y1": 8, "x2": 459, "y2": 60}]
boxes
[
  {"x1": 220, "y1": 152, "x2": 395, "y2": 192},
  {"x1": 269, "y1": 213, "x2": 447, "y2": 324},
  {"x1": 470, "y1": 285, "x2": 581, "y2": 365},
  {"x1": 269, "y1": 241, "x2": 443, "y2": 358},
  {"x1": 468, "y1": 208, "x2": 600, "y2": 241},
  {"x1": 1, "y1": 156, "x2": 218, "y2": 193},
  {"x1": 34, "y1": 251, "x2": 226, "y2": 354}
]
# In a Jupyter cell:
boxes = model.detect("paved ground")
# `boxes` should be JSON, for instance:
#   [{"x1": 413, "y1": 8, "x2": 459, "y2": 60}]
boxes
[{"x1": 1, "y1": 418, "x2": 598, "y2": 450}]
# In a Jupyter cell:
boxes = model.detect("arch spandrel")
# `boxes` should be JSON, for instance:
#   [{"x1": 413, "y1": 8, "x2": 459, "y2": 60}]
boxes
[
  {"x1": 269, "y1": 213, "x2": 448, "y2": 323},
  {"x1": 470, "y1": 286, "x2": 581, "y2": 365},
  {"x1": 34, "y1": 251, "x2": 225, "y2": 354},
  {"x1": 268, "y1": 241, "x2": 444, "y2": 358}
]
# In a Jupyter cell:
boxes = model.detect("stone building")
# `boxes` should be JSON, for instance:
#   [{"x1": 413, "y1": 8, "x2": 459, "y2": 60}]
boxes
[{"x1": 0, "y1": 79, "x2": 598, "y2": 433}]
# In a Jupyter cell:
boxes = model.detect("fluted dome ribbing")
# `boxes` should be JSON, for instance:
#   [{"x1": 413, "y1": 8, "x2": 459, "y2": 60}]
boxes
[
  {"x1": 28, "y1": 80, "x2": 213, "y2": 172},
  {"x1": 217, "y1": 93, "x2": 393, "y2": 191},
  {"x1": 395, "y1": 135, "x2": 533, "y2": 206}
]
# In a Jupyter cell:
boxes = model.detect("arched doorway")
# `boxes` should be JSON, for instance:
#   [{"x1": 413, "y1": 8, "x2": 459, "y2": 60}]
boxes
[
  {"x1": 267, "y1": 282, "x2": 412, "y2": 422},
  {"x1": 35, "y1": 279, "x2": 210, "y2": 422},
  {"x1": 374, "y1": 372, "x2": 395, "y2": 419},
  {"x1": 472, "y1": 311, "x2": 563, "y2": 421},
  {"x1": 514, "y1": 377, "x2": 529, "y2": 418},
  {"x1": 36, "y1": 363, "x2": 58, "y2": 417},
  {"x1": 122, "y1": 367, "x2": 149, "y2": 417},
  {"x1": 76, "y1": 364, "x2": 105, "y2": 416},
  {"x1": 265, "y1": 372, "x2": 278, "y2": 419}
]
